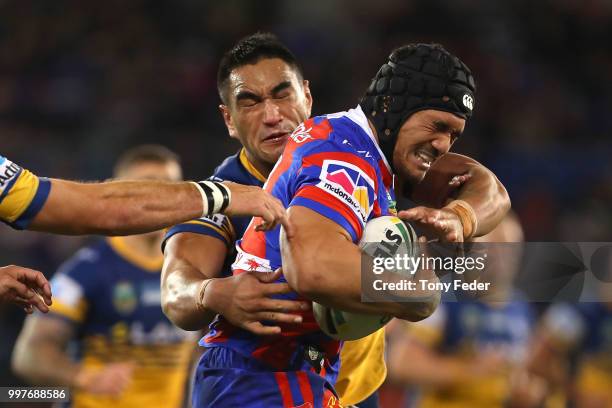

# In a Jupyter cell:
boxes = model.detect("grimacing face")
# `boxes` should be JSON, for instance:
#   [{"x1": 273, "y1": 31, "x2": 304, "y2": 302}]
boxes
[
  {"x1": 392, "y1": 109, "x2": 466, "y2": 186},
  {"x1": 220, "y1": 58, "x2": 313, "y2": 172}
]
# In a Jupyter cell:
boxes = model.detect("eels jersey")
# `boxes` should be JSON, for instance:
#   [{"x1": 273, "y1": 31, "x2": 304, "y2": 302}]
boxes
[
  {"x1": 543, "y1": 302, "x2": 612, "y2": 405},
  {"x1": 0, "y1": 155, "x2": 50, "y2": 229},
  {"x1": 47, "y1": 237, "x2": 196, "y2": 408},
  {"x1": 204, "y1": 106, "x2": 395, "y2": 391},
  {"x1": 408, "y1": 299, "x2": 534, "y2": 408},
  {"x1": 163, "y1": 145, "x2": 387, "y2": 406}
]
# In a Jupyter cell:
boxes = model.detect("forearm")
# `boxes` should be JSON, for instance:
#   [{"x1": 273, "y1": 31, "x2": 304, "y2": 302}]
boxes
[
  {"x1": 162, "y1": 267, "x2": 215, "y2": 331},
  {"x1": 31, "y1": 179, "x2": 203, "y2": 235},
  {"x1": 452, "y1": 164, "x2": 510, "y2": 237},
  {"x1": 282, "y1": 229, "x2": 438, "y2": 321}
]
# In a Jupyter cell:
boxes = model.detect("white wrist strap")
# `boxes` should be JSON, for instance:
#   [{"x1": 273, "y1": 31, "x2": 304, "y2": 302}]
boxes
[{"x1": 191, "y1": 181, "x2": 231, "y2": 217}]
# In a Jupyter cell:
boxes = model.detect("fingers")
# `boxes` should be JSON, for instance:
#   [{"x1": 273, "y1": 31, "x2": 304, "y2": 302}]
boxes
[
  {"x1": 5, "y1": 265, "x2": 52, "y2": 306},
  {"x1": 256, "y1": 268, "x2": 283, "y2": 283},
  {"x1": 254, "y1": 311, "x2": 302, "y2": 324},
  {"x1": 243, "y1": 321, "x2": 282, "y2": 336},
  {"x1": 448, "y1": 173, "x2": 472, "y2": 187},
  {"x1": 258, "y1": 297, "x2": 310, "y2": 312}
]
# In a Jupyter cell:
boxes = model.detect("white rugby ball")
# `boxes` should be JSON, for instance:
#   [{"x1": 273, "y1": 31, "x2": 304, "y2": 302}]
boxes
[{"x1": 313, "y1": 216, "x2": 417, "y2": 340}]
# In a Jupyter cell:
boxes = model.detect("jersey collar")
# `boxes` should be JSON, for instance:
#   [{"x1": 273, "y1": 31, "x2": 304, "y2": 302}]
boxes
[{"x1": 239, "y1": 149, "x2": 267, "y2": 183}]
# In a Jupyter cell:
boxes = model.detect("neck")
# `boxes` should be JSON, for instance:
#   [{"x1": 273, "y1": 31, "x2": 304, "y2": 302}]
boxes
[{"x1": 367, "y1": 119, "x2": 380, "y2": 144}]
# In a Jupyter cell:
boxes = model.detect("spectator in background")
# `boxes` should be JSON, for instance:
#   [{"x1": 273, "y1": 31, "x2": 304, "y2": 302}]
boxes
[{"x1": 11, "y1": 145, "x2": 199, "y2": 408}]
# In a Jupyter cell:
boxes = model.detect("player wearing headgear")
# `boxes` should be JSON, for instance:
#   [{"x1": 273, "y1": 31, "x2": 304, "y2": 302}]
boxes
[
  {"x1": 0, "y1": 152, "x2": 289, "y2": 313},
  {"x1": 188, "y1": 43, "x2": 509, "y2": 407}
]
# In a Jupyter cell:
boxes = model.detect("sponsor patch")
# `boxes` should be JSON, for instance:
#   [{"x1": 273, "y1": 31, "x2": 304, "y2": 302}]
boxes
[
  {"x1": 316, "y1": 160, "x2": 376, "y2": 223},
  {"x1": 0, "y1": 156, "x2": 22, "y2": 193}
]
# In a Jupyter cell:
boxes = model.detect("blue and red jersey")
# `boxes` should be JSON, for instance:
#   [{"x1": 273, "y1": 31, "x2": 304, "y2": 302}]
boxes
[{"x1": 203, "y1": 105, "x2": 396, "y2": 382}]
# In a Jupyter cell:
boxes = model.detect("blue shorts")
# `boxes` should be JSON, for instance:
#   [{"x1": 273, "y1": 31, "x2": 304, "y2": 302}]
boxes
[{"x1": 192, "y1": 347, "x2": 341, "y2": 408}]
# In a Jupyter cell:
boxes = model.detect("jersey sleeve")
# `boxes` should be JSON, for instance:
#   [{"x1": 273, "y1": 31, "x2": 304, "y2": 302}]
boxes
[
  {"x1": 0, "y1": 156, "x2": 51, "y2": 230},
  {"x1": 162, "y1": 214, "x2": 235, "y2": 251},
  {"x1": 288, "y1": 142, "x2": 379, "y2": 242},
  {"x1": 46, "y1": 248, "x2": 100, "y2": 323}
]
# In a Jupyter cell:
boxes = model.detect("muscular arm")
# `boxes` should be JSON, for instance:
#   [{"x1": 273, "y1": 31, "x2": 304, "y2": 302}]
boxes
[
  {"x1": 161, "y1": 233, "x2": 227, "y2": 331},
  {"x1": 411, "y1": 152, "x2": 510, "y2": 237},
  {"x1": 28, "y1": 179, "x2": 289, "y2": 236},
  {"x1": 281, "y1": 206, "x2": 439, "y2": 321},
  {"x1": 12, "y1": 316, "x2": 80, "y2": 386}
]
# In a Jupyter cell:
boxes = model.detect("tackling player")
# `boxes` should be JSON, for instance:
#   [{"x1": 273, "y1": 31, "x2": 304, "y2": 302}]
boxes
[
  {"x1": 12, "y1": 145, "x2": 199, "y2": 408},
  {"x1": 0, "y1": 152, "x2": 288, "y2": 312},
  {"x1": 162, "y1": 36, "x2": 510, "y2": 407}
]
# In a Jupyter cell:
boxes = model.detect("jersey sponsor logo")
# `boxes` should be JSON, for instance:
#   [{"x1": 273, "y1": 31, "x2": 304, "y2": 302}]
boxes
[
  {"x1": 113, "y1": 281, "x2": 138, "y2": 315},
  {"x1": 201, "y1": 214, "x2": 227, "y2": 229},
  {"x1": 0, "y1": 157, "x2": 21, "y2": 191},
  {"x1": 316, "y1": 160, "x2": 376, "y2": 223},
  {"x1": 290, "y1": 123, "x2": 313, "y2": 144}
]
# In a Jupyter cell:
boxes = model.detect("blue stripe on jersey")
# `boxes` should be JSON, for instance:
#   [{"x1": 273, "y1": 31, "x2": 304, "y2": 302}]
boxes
[
  {"x1": 291, "y1": 196, "x2": 359, "y2": 242},
  {"x1": 8, "y1": 177, "x2": 51, "y2": 230},
  {"x1": 164, "y1": 222, "x2": 228, "y2": 246}
]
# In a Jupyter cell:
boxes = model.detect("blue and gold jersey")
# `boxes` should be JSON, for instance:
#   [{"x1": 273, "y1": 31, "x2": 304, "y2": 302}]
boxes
[
  {"x1": 544, "y1": 302, "x2": 612, "y2": 405},
  {"x1": 47, "y1": 237, "x2": 196, "y2": 408},
  {"x1": 409, "y1": 299, "x2": 534, "y2": 408},
  {"x1": 0, "y1": 155, "x2": 50, "y2": 229}
]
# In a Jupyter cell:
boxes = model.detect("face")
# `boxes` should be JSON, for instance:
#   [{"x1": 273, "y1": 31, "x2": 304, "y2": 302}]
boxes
[
  {"x1": 392, "y1": 109, "x2": 466, "y2": 185},
  {"x1": 116, "y1": 161, "x2": 183, "y2": 183},
  {"x1": 220, "y1": 58, "x2": 313, "y2": 171}
]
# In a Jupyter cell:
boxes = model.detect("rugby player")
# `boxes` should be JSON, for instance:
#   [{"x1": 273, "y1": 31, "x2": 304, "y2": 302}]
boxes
[
  {"x1": 0, "y1": 151, "x2": 288, "y2": 312},
  {"x1": 162, "y1": 36, "x2": 509, "y2": 407},
  {"x1": 12, "y1": 145, "x2": 199, "y2": 408}
]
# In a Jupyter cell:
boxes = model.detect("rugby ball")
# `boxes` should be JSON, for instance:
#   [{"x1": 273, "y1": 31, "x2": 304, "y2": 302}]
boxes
[{"x1": 313, "y1": 216, "x2": 417, "y2": 340}]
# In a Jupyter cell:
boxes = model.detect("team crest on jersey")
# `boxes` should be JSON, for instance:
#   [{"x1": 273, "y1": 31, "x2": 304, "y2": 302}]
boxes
[
  {"x1": 317, "y1": 160, "x2": 376, "y2": 223},
  {"x1": 113, "y1": 281, "x2": 137, "y2": 315},
  {"x1": 0, "y1": 156, "x2": 22, "y2": 193},
  {"x1": 290, "y1": 123, "x2": 313, "y2": 144}
]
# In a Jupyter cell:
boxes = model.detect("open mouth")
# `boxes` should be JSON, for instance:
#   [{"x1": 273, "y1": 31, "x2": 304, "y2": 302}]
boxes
[{"x1": 414, "y1": 149, "x2": 436, "y2": 170}]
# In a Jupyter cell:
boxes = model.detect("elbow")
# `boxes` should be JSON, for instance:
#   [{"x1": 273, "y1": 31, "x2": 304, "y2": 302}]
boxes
[
  {"x1": 161, "y1": 293, "x2": 200, "y2": 332},
  {"x1": 495, "y1": 176, "x2": 511, "y2": 216}
]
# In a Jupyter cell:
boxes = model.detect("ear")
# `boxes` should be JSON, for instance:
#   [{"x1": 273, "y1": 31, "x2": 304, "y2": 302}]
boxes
[
  {"x1": 219, "y1": 104, "x2": 238, "y2": 139},
  {"x1": 302, "y1": 79, "x2": 313, "y2": 117}
]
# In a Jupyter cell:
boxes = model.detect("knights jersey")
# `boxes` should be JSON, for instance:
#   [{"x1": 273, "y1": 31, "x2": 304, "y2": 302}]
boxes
[
  {"x1": 0, "y1": 155, "x2": 50, "y2": 229},
  {"x1": 204, "y1": 105, "x2": 396, "y2": 384},
  {"x1": 163, "y1": 142, "x2": 388, "y2": 405},
  {"x1": 47, "y1": 237, "x2": 197, "y2": 408}
]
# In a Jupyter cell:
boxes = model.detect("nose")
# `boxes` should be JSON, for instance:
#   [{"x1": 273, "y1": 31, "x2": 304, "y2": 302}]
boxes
[
  {"x1": 262, "y1": 100, "x2": 282, "y2": 126},
  {"x1": 431, "y1": 134, "x2": 452, "y2": 156}
]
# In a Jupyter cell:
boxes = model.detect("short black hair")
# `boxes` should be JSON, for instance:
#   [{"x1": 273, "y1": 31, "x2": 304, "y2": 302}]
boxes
[
  {"x1": 113, "y1": 144, "x2": 180, "y2": 177},
  {"x1": 217, "y1": 32, "x2": 303, "y2": 104}
]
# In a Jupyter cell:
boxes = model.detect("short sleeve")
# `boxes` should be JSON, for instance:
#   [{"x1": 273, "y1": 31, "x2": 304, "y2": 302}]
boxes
[
  {"x1": 162, "y1": 214, "x2": 235, "y2": 251},
  {"x1": 0, "y1": 156, "x2": 51, "y2": 229},
  {"x1": 46, "y1": 248, "x2": 100, "y2": 323}
]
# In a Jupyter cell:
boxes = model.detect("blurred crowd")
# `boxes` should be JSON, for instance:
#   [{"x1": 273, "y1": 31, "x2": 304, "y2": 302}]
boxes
[{"x1": 1, "y1": 0, "x2": 611, "y2": 405}]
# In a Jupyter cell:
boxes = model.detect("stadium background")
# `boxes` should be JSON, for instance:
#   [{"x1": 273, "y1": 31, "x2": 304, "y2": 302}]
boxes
[{"x1": 1, "y1": 0, "x2": 611, "y2": 404}]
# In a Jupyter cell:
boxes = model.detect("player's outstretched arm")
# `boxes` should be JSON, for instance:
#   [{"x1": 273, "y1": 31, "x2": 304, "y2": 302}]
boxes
[
  {"x1": 12, "y1": 316, "x2": 133, "y2": 395},
  {"x1": 28, "y1": 179, "x2": 290, "y2": 235},
  {"x1": 281, "y1": 206, "x2": 440, "y2": 321},
  {"x1": 401, "y1": 153, "x2": 510, "y2": 242},
  {"x1": 0, "y1": 265, "x2": 52, "y2": 313},
  {"x1": 162, "y1": 232, "x2": 307, "y2": 334}
]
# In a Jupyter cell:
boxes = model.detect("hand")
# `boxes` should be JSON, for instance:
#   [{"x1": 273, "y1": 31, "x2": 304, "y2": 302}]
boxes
[
  {"x1": 203, "y1": 269, "x2": 310, "y2": 335},
  {"x1": 399, "y1": 206, "x2": 464, "y2": 242},
  {"x1": 221, "y1": 182, "x2": 293, "y2": 237},
  {"x1": 0, "y1": 265, "x2": 52, "y2": 313},
  {"x1": 74, "y1": 362, "x2": 135, "y2": 396}
]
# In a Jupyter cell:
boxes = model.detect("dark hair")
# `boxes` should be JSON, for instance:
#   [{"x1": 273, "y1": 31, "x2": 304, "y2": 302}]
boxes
[
  {"x1": 113, "y1": 144, "x2": 180, "y2": 177},
  {"x1": 217, "y1": 32, "x2": 303, "y2": 104}
]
